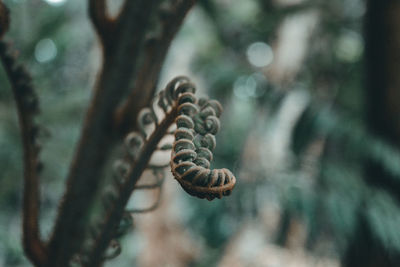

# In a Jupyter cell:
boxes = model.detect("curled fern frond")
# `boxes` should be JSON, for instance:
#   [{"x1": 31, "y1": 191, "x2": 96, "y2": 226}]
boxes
[
  {"x1": 112, "y1": 159, "x2": 130, "y2": 186},
  {"x1": 85, "y1": 76, "x2": 235, "y2": 264},
  {"x1": 124, "y1": 132, "x2": 144, "y2": 159},
  {"x1": 169, "y1": 81, "x2": 236, "y2": 200},
  {"x1": 120, "y1": 75, "x2": 236, "y2": 201}
]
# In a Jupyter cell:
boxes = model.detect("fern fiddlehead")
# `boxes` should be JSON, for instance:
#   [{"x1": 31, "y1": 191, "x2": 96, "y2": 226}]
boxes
[
  {"x1": 170, "y1": 79, "x2": 236, "y2": 200},
  {"x1": 82, "y1": 76, "x2": 236, "y2": 265},
  {"x1": 120, "y1": 75, "x2": 236, "y2": 202}
]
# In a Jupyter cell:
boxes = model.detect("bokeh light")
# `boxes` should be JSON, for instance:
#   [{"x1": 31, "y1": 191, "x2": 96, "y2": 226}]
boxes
[
  {"x1": 42, "y1": 0, "x2": 67, "y2": 6},
  {"x1": 246, "y1": 42, "x2": 274, "y2": 68},
  {"x1": 34, "y1": 38, "x2": 58, "y2": 63}
]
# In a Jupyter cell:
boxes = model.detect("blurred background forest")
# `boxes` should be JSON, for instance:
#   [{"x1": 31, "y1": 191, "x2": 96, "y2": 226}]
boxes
[{"x1": 2, "y1": 0, "x2": 400, "y2": 266}]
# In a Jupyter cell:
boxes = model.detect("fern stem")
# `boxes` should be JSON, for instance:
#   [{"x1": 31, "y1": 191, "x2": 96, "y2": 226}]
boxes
[
  {"x1": 86, "y1": 107, "x2": 178, "y2": 266},
  {"x1": 114, "y1": 0, "x2": 197, "y2": 136},
  {"x1": 0, "y1": 41, "x2": 47, "y2": 266}
]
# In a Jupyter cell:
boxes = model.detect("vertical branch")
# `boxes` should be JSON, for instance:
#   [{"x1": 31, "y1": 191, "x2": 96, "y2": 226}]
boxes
[
  {"x1": 88, "y1": 0, "x2": 114, "y2": 46},
  {"x1": 47, "y1": 0, "x2": 162, "y2": 265},
  {"x1": 0, "y1": 3, "x2": 47, "y2": 266},
  {"x1": 115, "y1": 0, "x2": 197, "y2": 135},
  {"x1": 3, "y1": 0, "x2": 197, "y2": 265},
  {"x1": 0, "y1": 41, "x2": 47, "y2": 266},
  {"x1": 0, "y1": 1, "x2": 9, "y2": 38}
]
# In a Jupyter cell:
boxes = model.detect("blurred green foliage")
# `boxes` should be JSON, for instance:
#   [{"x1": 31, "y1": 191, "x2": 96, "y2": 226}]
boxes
[{"x1": 2, "y1": 0, "x2": 400, "y2": 266}]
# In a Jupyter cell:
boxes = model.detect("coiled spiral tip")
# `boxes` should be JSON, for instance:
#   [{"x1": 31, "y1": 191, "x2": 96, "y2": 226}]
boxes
[{"x1": 169, "y1": 77, "x2": 236, "y2": 200}]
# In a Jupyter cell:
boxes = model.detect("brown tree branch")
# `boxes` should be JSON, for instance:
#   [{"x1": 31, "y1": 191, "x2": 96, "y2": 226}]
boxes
[
  {"x1": 114, "y1": 0, "x2": 197, "y2": 135},
  {"x1": 88, "y1": 0, "x2": 115, "y2": 45},
  {"x1": 0, "y1": 1, "x2": 9, "y2": 38},
  {"x1": 47, "y1": 0, "x2": 162, "y2": 265},
  {"x1": 0, "y1": 41, "x2": 47, "y2": 266}
]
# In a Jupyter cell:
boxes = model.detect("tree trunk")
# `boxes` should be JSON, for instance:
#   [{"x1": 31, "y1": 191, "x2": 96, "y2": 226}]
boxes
[{"x1": 343, "y1": 1, "x2": 400, "y2": 266}]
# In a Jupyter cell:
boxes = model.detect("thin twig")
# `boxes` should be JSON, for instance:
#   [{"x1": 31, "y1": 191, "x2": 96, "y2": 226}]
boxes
[{"x1": 0, "y1": 41, "x2": 47, "y2": 266}]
